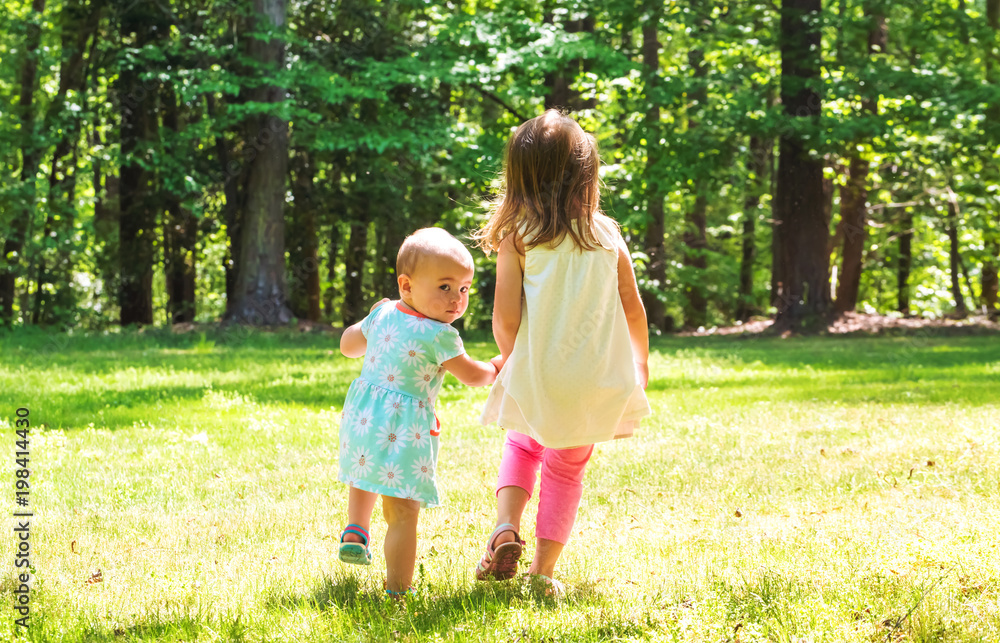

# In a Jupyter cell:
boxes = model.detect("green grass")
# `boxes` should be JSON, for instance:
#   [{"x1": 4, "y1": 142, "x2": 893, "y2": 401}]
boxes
[{"x1": 1, "y1": 327, "x2": 998, "y2": 642}]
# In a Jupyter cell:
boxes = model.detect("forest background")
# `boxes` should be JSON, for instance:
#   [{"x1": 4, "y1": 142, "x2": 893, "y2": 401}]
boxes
[{"x1": 1, "y1": 0, "x2": 999, "y2": 334}]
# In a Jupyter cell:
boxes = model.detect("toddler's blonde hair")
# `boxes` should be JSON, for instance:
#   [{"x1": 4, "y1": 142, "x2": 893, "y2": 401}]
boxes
[{"x1": 397, "y1": 227, "x2": 473, "y2": 276}]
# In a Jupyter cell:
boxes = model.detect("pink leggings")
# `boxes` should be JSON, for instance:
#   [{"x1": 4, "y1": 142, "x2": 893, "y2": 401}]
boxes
[{"x1": 496, "y1": 431, "x2": 594, "y2": 545}]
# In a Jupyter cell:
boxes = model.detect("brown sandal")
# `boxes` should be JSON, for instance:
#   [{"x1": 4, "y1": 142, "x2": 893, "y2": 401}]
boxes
[{"x1": 474, "y1": 523, "x2": 525, "y2": 581}]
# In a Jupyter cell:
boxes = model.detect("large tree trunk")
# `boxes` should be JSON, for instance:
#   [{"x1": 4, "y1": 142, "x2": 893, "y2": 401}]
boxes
[
  {"x1": 640, "y1": 22, "x2": 668, "y2": 331},
  {"x1": 118, "y1": 5, "x2": 158, "y2": 326},
  {"x1": 1, "y1": 0, "x2": 46, "y2": 325},
  {"x1": 163, "y1": 85, "x2": 197, "y2": 324},
  {"x1": 226, "y1": 0, "x2": 292, "y2": 325},
  {"x1": 738, "y1": 135, "x2": 772, "y2": 322},
  {"x1": 774, "y1": 0, "x2": 831, "y2": 329},
  {"x1": 897, "y1": 208, "x2": 913, "y2": 315}
]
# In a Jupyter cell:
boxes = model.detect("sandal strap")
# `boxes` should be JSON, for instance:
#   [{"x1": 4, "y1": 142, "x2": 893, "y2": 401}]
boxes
[
  {"x1": 385, "y1": 587, "x2": 415, "y2": 596},
  {"x1": 341, "y1": 524, "x2": 370, "y2": 545},
  {"x1": 485, "y1": 522, "x2": 523, "y2": 553}
]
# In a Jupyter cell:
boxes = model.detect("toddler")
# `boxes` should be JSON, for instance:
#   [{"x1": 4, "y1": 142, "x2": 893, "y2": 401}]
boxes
[{"x1": 337, "y1": 227, "x2": 498, "y2": 596}]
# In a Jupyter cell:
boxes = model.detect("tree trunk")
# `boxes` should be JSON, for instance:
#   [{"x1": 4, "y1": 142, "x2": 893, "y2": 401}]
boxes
[
  {"x1": 541, "y1": 13, "x2": 596, "y2": 111},
  {"x1": 206, "y1": 94, "x2": 243, "y2": 315},
  {"x1": 323, "y1": 161, "x2": 344, "y2": 320},
  {"x1": 738, "y1": 136, "x2": 771, "y2": 322},
  {"x1": 341, "y1": 213, "x2": 369, "y2": 326},
  {"x1": 1, "y1": 0, "x2": 46, "y2": 325},
  {"x1": 774, "y1": 0, "x2": 831, "y2": 329},
  {"x1": 834, "y1": 4, "x2": 884, "y2": 313},
  {"x1": 897, "y1": 208, "x2": 913, "y2": 315},
  {"x1": 163, "y1": 85, "x2": 197, "y2": 324},
  {"x1": 682, "y1": 196, "x2": 708, "y2": 328},
  {"x1": 835, "y1": 155, "x2": 868, "y2": 312},
  {"x1": 30, "y1": 0, "x2": 100, "y2": 325},
  {"x1": 118, "y1": 5, "x2": 158, "y2": 326},
  {"x1": 324, "y1": 222, "x2": 342, "y2": 320},
  {"x1": 945, "y1": 194, "x2": 967, "y2": 316},
  {"x1": 682, "y1": 42, "x2": 708, "y2": 329},
  {"x1": 640, "y1": 22, "x2": 668, "y2": 331},
  {"x1": 983, "y1": 0, "x2": 1000, "y2": 315},
  {"x1": 226, "y1": 0, "x2": 292, "y2": 325},
  {"x1": 287, "y1": 149, "x2": 321, "y2": 321}
]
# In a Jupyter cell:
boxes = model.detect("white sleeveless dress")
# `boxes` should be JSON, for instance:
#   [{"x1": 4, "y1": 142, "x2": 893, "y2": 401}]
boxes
[{"x1": 480, "y1": 214, "x2": 651, "y2": 449}]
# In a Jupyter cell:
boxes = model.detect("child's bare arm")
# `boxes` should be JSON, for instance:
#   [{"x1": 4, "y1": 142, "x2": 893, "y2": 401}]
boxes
[
  {"x1": 492, "y1": 234, "x2": 523, "y2": 363},
  {"x1": 442, "y1": 354, "x2": 498, "y2": 387},
  {"x1": 339, "y1": 299, "x2": 390, "y2": 358},
  {"x1": 617, "y1": 239, "x2": 650, "y2": 388},
  {"x1": 340, "y1": 324, "x2": 367, "y2": 358}
]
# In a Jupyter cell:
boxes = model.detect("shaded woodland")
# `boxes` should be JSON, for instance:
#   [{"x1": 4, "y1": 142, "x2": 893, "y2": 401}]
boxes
[{"x1": 1, "y1": 0, "x2": 998, "y2": 332}]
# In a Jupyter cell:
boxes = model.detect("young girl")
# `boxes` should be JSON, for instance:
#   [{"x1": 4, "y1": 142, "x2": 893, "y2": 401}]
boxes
[
  {"x1": 474, "y1": 110, "x2": 651, "y2": 594},
  {"x1": 338, "y1": 227, "x2": 498, "y2": 596}
]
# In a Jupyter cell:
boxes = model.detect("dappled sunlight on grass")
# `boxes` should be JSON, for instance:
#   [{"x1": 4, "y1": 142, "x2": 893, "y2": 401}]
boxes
[{"x1": 0, "y1": 328, "x2": 997, "y2": 641}]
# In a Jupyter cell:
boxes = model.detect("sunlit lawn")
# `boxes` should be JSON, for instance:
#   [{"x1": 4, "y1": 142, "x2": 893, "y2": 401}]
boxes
[{"x1": 0, "y1": 326, "x2": 998, "y2": 642}]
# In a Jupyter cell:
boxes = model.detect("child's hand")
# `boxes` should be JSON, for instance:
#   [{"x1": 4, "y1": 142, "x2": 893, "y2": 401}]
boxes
[
  {"x1": 490, "y1": 355, "x2": 505, "y2": 374},
  {"x1": 370, "y1": 298, "x2": 391, "y2": 313},
  {"x1": 635, "y1": 361, "x2": 649, "y2": 389}
]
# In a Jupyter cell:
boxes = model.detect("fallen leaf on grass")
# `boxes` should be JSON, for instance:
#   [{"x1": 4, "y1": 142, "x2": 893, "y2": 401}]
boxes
[
  {"x1": 734, "y1": 509, "x2": 743, "y2": 518},
  {"x1": 71, "y1": 540, "x2": 79, "y2": 555},
  {"x1": 85, "y1": 570, "x2": 103, "y2": 585}
]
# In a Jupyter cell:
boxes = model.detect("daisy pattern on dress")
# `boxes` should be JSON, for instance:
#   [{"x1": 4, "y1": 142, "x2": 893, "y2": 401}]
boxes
[
  {"x1": 398, "y1": 485, "x2": 420, "y2": 502},
  {"x1": 415, "y1": 398, "x2": 434, "y2": 423},
  {"x1": 379, "y1": 364, "x2": 404, "y2": 391},
  {"x1": 375, "y1": 424, "x2": 408, "y2": 455},
  {"x1": 350, "y1": 447, "x2": 374, "y2": 478},
  {"x1": 411, "y1": 455, "x2": 435, "y2": 483},
  {"x1": 378, "y1": 462, "x2": 404, "y2": 488},
  {"x1": 352, "y1": 408, "x2": 373, "y2": 437},
  {"x1": 409, "y1": 424, "x2": 429, "y2": 451},
  {"x1": 382, "y1": 396, "x2": 405, "y2": 419},
  {"x1": 399, "y1": 340, "x2": 425, "y2": 367},
  {"x1": 375, "y1": 323, "x2": 400, "y2": 351},
  {"x1": 402, "y1": 313, "x2": 431, "y2": 333},
  {"x1": 365, "y1": 347, "x2": 381, "y2": 369},
  {"x1": 413, "y1": 363, "x2": 440, "y2": 394}
]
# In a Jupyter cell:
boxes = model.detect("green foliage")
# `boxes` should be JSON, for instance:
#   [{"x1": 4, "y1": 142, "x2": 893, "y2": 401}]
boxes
[{"x1": 0, "y1": 0, "x2": 998, "y2": 329}]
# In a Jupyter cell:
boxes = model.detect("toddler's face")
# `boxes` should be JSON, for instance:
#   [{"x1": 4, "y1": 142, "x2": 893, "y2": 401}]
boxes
[{"x1": 400, "y1": 255, "x2": 474, "y2": 324}]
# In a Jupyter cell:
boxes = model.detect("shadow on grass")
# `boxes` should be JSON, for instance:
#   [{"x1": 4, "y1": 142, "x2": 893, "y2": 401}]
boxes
[{"x1": 262, "y1": 572, "x2": 645, "y2": 639}]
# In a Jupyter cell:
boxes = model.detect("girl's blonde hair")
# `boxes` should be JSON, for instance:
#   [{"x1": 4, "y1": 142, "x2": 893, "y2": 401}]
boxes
[{"x1": 476, "y1": 110, "x2": 603, "y2": 254}]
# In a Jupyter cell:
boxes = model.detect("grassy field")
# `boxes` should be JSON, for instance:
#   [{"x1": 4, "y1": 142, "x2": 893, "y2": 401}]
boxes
[{"x1": 0, "y1": 326, "x2": 998, "y2": 642}]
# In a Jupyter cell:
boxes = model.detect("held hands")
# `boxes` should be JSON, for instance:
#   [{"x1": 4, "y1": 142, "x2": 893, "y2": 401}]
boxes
[{"x1": 490, "y1": 355, "x2": 505, "y2": 375}]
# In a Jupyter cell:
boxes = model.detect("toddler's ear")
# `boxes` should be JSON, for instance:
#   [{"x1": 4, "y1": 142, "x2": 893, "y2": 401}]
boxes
[{"x1": 397, "y1": 274, "x2": 412, "y2": 297}]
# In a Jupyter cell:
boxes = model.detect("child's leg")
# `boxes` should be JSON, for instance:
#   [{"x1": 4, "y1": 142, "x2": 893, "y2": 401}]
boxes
[
  {"x1": 491, "y1": 431, "x2": 545, "y2": 546},
  {"x1": 530, "y1": 443, "x2": 594, "y2": 577},
  {"x1": 342, "y1": 486, "x2": 379, "y2": 544},
  {"x1": 381, "y1": 495, "x2": 421, "y2": 593}
]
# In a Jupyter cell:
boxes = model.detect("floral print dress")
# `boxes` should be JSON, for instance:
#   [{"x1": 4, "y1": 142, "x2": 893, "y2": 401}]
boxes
[{"x1": 338, "y1": 301, "x2": 465, "y2": 507}]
